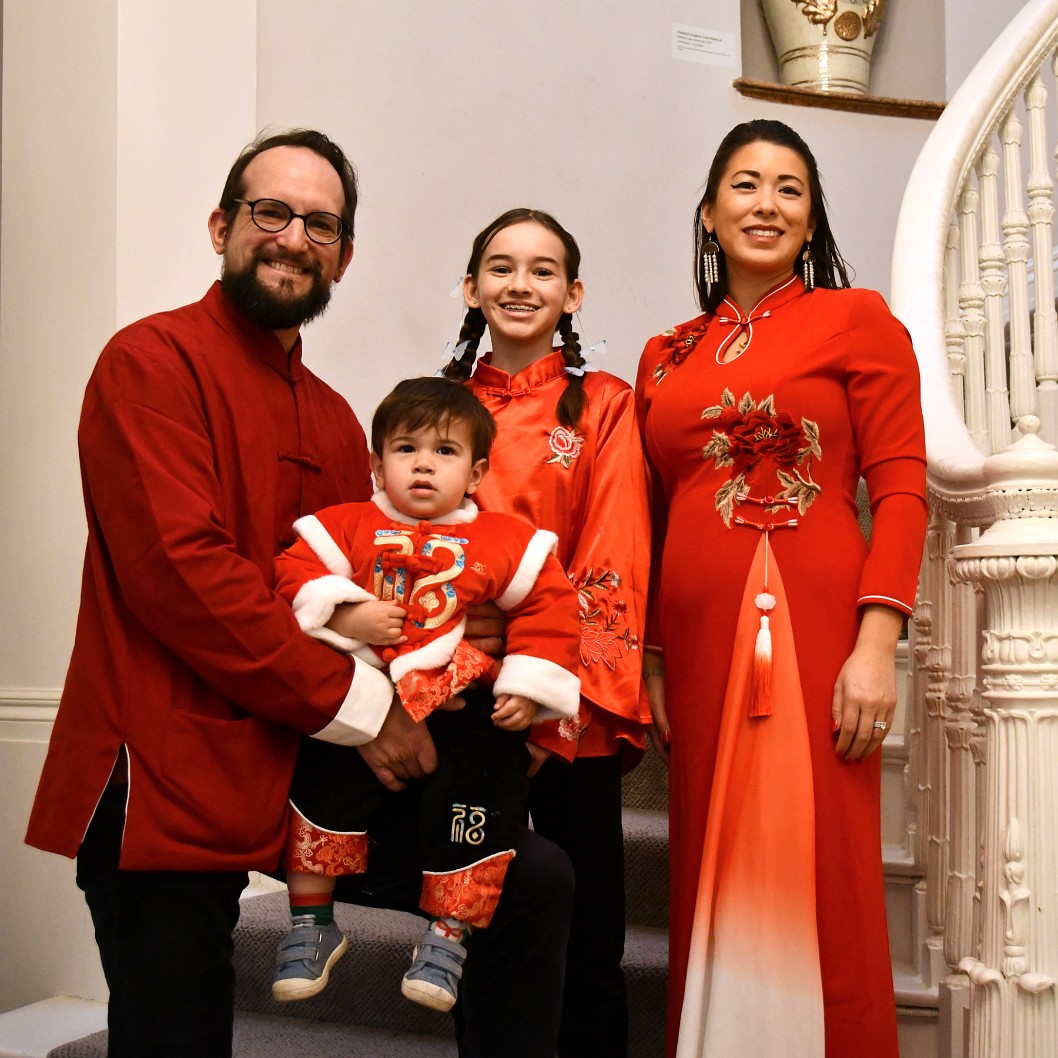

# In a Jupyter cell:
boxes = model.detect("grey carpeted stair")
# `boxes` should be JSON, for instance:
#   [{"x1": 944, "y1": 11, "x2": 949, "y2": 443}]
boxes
[
  {"x1": 47, "y1": 1011, "x2": 457, "y2": 1057},
  {"x1": 623, "y1": 806, "x2": 669, "y2": 930},
  {"x1": 50, "y1": 741, "x2": 671, "y2": 1058}
]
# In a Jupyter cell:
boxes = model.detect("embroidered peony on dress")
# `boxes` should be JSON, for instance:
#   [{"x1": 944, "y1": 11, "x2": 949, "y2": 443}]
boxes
[{"x1": 635, "y1": 278, "x2": 927, "y2": 1058}]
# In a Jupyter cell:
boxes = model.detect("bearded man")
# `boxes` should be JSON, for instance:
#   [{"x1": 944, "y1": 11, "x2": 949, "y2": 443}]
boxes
[{"x1": 26, "y1": 129, "x2": 572, "y2": 1058}]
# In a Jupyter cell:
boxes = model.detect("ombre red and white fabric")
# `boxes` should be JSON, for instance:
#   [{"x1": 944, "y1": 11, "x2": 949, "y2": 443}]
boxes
[
  {"x1": 678, "y1": 536, "x2": 823, "y2": 1056},
  {"x1": 637, "y1": 281, "x2": 927, "y2": 1058}
]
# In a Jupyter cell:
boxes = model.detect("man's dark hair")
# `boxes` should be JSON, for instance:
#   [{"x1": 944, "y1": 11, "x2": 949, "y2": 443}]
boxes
[
  {"x1": 371, "y1": 377, "x2": 497, "y2": 464},
  {"x1": 218, "y1": 129, "x2": 358, "y2": 252}
]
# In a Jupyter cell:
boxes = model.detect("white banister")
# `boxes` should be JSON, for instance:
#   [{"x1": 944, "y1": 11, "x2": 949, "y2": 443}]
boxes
[
  {"x1": 893, "y1": 0, "x2": 1058, "y2": 518},
  {"x1": 893, "y1": 3, "x2": 1058, "y2": 1057}
]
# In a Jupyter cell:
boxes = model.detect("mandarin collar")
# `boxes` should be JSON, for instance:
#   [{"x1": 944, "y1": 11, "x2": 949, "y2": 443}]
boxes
[
  {"x1": 472, "y1": 349, "x2": 567, "y2": 395},
  {"x1": 711, "y1": 276, "x2": 807, "y2": 362},
  {"x1": 718, "y1": 274, "x2": 806, "y2": 322},
  {"x1": 203, "y1": 280, "x2": 305, "y2": 380}
]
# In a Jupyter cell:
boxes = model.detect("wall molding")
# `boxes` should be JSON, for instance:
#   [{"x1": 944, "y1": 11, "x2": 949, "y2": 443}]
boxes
[{"x1": 0, "y1": 688, "x2": 60, "y2": 722}]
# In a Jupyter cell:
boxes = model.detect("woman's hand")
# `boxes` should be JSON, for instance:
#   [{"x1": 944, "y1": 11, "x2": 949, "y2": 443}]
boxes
[
  {"x1": 832, "y1": 605, "x2": 903, "y2": 761},
  {"x1": 643, "y1": 656, "x2": 670, "y2": 765},
  {"x1": 526, "y1": 742, "x2": 551, "y2": 777}
]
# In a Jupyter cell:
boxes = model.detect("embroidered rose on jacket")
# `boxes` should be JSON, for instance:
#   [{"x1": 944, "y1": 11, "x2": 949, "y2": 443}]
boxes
[
  {"x1": 701, "y1": 389, "x2": 822, "y2": 526},
  {"x1": 546, "y1": 426, "x2": 584, "y2": 468},
  {"x1": 572, "y1": 567, "x2": 638, "y2": 671},
  {"x1": 558, "y1": 705, "x2": 589, "y2": 742}
]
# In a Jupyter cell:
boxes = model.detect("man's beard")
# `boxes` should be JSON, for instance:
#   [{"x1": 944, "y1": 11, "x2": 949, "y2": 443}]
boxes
[{"x1": 221, "y1": 250, "x2": 333, "y2": 331}]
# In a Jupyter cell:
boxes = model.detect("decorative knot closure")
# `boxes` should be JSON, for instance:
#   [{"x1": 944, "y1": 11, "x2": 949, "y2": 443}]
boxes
[
  {"x1": 378, "y1": 550, "x2": 443, "y2": 576},
  {"x1": 277, "y1": 451, "x2": 321, "y2": 471},
  {"x1": 733, "y1": 493, "x2": 799, "y2": 532},
  {"x1": 717, "y1": 309, "x2": 772, "y2": 329},
  {"x1": 714, "y1": 308, "x2": 772, "y2": 362}
]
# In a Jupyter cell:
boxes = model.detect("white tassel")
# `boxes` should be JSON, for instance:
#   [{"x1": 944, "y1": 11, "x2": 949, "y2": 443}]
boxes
[{"x1": 750, "y1": 591, "x2": 776, "y2": 718}]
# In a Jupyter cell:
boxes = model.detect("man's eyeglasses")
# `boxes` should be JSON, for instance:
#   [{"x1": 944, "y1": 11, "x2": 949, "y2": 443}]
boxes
[{"x1": 234, "y1": 198, "x2": 344, "y2": 245}]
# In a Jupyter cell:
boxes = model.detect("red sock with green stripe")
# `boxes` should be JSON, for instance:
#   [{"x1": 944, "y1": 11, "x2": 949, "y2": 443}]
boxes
[{"x1": 289, "y1": 888, "x2": 334, "y2": 926}]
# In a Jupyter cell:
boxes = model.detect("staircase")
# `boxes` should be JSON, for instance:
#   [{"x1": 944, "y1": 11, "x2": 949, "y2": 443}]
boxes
[
  {"x1": 44, "y1": 749, "x2": 671, "y2": 1058},
  {"x1": 41, "y1": 718, "x2": 934, "y2": 1058}
]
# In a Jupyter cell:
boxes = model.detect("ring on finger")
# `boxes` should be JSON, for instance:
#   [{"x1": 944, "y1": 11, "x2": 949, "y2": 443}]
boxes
[{"x1": 872, "y1": 721, "x2": 887, "y2": 731}]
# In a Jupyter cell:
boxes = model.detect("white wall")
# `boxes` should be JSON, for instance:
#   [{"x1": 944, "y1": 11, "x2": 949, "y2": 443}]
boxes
[
  {"x1": 253, "y1": 0, "x2": 939, "y2": 424},
  {"x1": 0, "y1": 0, "x2": 258, "y2": 1013},
  {"x1": 0, "y1": 0, "x2": 1023, "y2": 1018},
  {"x1": 946, "y1": 0, "x2": 1030, "y2": 90}
]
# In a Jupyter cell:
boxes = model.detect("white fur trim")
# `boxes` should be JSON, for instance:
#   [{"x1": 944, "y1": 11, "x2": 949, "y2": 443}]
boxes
[
  {"x1": 353, "y1": 645, "x2": 386, "y2": 670},
  {"x1": 293, "y1": 515, "x2": 352, "y2": 577},
  {"x1": 388, "y1": 619, "x2": 466, "y2": 683},
  {"x1": 496, "y1": 531, "x2": 559, "y2": 611},
  {"x1": 494, "y1": 654, "x2": 580, "y2": 721},
  {"x1": 312, "y1": 659, "x2": 395, "y2": 746},
  {"x1": 291, "y1": 574, "x2": 376, "y2": 651},
  {"x1": 372, "y1": 489, "x2": 479, "y2": 525}
]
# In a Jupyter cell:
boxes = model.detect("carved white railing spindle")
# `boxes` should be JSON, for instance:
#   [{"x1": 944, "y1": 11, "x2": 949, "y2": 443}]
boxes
[
  {"x1": 924, "y1": 514, "x2": 953, "y2": 980},
  {"x1": 976, "y1": 147, "x2": 1009, "y2": 454},
  {"x1": 959, "y1": 180, "x2": 990, "y2": 452},
  {"x1": 945, "y1": 219, "x2": 968, "y2": 414},
  {"x1": 1025, "y1": 73, "x2": 1058, "y2": 442},
  {"x1": 893, "y1": 3, "x2": 1058, "y2": 1056},
  {"x1": 945, "y1": 521, "x2": 978, "y2": 971},
  {"x1": 908, "y1": 548, "x2": 931, "y2": 878},
  {"x1": 1002, "y1": 111, "x2": 1037, "y2": 427}
]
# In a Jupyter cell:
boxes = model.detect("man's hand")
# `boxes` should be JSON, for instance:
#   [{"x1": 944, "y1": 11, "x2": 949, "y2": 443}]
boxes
[
  {"x1": 357, "y1": 697, "x2": 437, "y2": 791},
  {"x1": 328, "y1": 600, "x2": 406, "y2": 645},
  {"x1": 465, "y1": 601, "x2": 506, "y2": 658}
]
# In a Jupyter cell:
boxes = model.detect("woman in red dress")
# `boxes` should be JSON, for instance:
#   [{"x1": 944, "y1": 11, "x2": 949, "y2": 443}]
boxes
[{"x1": 635, "y1": 120, "x2": 927, "y2": 1058}]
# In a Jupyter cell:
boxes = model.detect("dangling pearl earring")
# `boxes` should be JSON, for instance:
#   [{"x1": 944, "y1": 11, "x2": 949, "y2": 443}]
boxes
[
  {"x1": 702, "y1": 233, "x2": 720, "y2": 295},
  {"x1": 801, "y1": 242, "x2": 815, "y2": 292}
]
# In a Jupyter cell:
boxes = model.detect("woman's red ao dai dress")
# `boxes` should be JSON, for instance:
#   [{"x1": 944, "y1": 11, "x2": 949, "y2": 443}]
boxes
[{"x1": 636, "y1": 278, "x2": 927, "y2": 1058}]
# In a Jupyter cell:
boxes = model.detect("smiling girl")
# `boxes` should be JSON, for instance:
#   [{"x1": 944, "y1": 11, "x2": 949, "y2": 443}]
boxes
[{"x1": 443, "y1": 208, "x2": 651, "y2": 1057}]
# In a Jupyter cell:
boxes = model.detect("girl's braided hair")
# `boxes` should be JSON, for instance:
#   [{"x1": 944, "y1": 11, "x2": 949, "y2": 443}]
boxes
[{"x1": 443, "y1": 208, "x2": 587, "y2": 429}]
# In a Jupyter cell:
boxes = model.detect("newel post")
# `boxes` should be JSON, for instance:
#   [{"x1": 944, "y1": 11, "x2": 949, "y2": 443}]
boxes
[{"x1": 952, "y1": 417, "x2": 1058, "y2": 1058}]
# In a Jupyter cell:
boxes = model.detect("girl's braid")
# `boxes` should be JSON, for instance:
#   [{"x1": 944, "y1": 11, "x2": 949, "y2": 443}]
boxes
[{"x1": 555, "y1": 312, "x2": 587, "y2": 429}]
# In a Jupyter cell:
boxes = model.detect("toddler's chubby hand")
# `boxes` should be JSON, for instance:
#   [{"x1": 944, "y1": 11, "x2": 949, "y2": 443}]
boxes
[
  {"x1": 492, "y1": 693, "x2": 538, "y2": 732},
  {"x1": 328, "y1": 599, "x2": 407, "y2": 646}
]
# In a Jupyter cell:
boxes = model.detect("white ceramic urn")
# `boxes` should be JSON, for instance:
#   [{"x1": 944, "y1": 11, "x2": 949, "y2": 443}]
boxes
[{"x1": 761, "y1": 0, "x2": 886, "y2": 96}]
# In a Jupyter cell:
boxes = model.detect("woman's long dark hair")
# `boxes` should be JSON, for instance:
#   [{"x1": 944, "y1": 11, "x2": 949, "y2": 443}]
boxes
[
  {"x1": 693, "y1": 119, "x2": 852, "y2": 313},
  {"x1": 442, "y1": 208, "x2": 587, "y2": 429}
]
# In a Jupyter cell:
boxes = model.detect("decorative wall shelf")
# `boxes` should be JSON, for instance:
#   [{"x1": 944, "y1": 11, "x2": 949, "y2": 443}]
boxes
[{"x1": 733, "y1": 77, "x2": 946, "y2": 120}]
